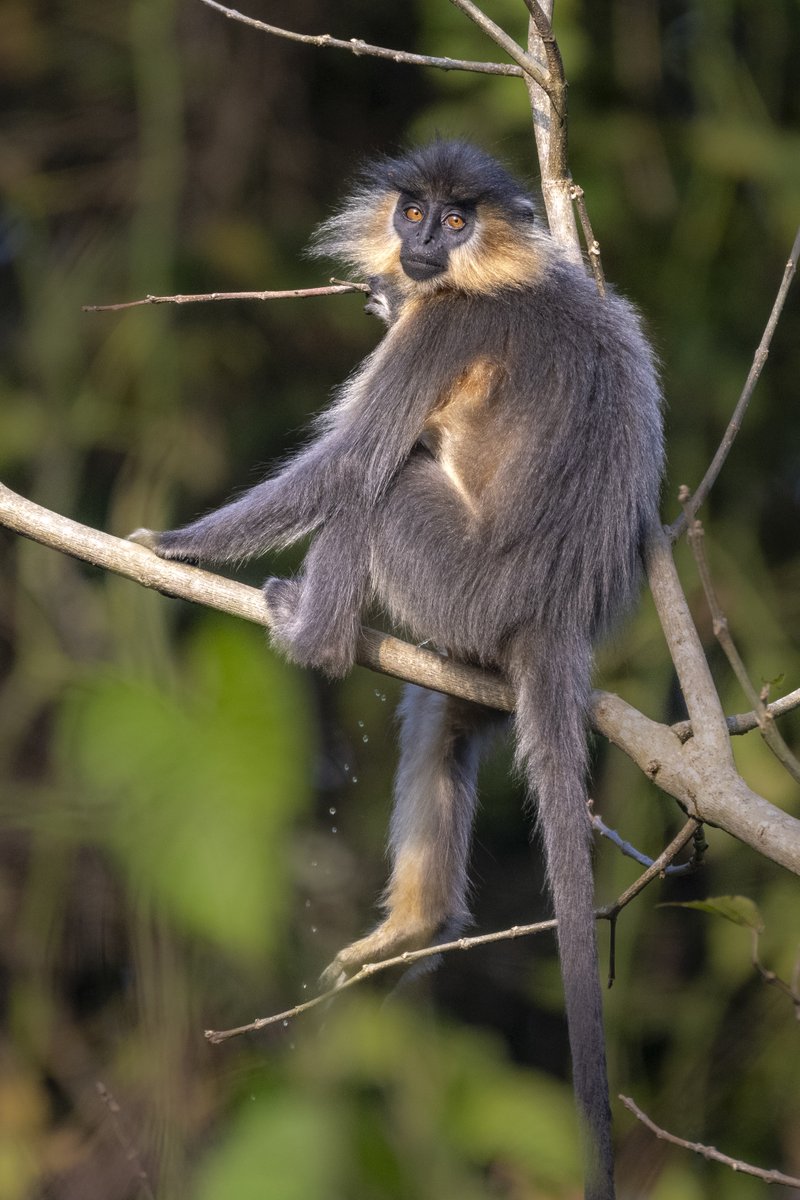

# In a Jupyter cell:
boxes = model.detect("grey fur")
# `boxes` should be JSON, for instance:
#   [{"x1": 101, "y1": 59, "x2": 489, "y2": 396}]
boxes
[{"x1": 136, "y1": 142, "x2": 663, "y2": 1200}]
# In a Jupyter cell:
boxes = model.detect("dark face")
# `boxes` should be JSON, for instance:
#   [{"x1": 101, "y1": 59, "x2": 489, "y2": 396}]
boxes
[{"x1": 393, "y1": 194, "x2": 475, "y2": 281}]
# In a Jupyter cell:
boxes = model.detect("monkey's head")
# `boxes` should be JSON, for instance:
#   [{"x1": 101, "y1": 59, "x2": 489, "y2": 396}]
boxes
[{"x1": 310, "y1": 140, "x2": 548, "y2": 300}]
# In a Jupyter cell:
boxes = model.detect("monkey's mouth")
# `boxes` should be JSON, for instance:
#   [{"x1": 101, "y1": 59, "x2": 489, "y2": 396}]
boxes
[{"x1": 401, "y1": 256, "x2": 447, "y2": 281}]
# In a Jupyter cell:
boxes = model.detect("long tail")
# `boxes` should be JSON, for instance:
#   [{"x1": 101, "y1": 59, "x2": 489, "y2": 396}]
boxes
[{"x1": 509, "y1": 629, "x2": 615, "y2": 1200}]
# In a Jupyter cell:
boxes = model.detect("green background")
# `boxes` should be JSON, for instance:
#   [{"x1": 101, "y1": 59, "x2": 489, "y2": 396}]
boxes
[{"x1": 1, "y1": 1, "x2": 799, "y2": 1196}]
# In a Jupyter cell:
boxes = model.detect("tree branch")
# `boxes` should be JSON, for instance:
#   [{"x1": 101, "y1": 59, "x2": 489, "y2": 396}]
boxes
[
  {"x1": 196, "y1": 0, "x2": 526, "y2": 78},
  {"x1": 671, "y1": 223, "x2": 800, "y2": 539},
  {"x1": 3, "y1": 482, "x2": 800, "y2": 874},
  {"x1": 82, "y1": 282, "x2": 369, "y2": 313},
  {"x1": 671, "y1": 687, "x2": 800, "y2": 742},
  {"x1": 205, "y1": 816, "x2": 700, "y2": 1044},
  {"x1": 522, "y1": 0, "x2": 580, "y2": 256},
  {"x1": 446, "y1": 0, "x2": 549, "y2": 89},
  {"x1": 619, "y1": 1096, "x2": 800, "y2": 1188},
  {"x1": 681, "y1": 500, "x2": 800, "y2": 783}
]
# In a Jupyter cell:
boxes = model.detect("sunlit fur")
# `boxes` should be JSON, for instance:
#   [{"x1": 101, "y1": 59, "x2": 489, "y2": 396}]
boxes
[
  {"x1": 311, "y1": 142, "x2": 547, "y2": 298},
  {"x1": 137, "y1": 140, "x2": 664, "y2": 1200}
]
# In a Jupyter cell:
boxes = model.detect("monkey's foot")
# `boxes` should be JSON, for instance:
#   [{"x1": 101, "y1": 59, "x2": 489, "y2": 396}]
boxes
[
  {"x1": 264, "y1": 577, "x2": 358, "y2": 679},
  {"x1": 127, "y1": 527, "x2": 200, "y2": 565},
  {"x1": 320, "y1": 917, "x2": 442, "y2": 991},
  {"x1": 127, "y1": 527, "x2": 161, "y2": 551}
]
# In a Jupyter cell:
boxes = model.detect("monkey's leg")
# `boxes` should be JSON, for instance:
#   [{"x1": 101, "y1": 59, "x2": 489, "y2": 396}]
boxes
[
  {"x1": 322, "y1": 686, "x2": 497, "y2": 987},
  {"x1": 264, "y1": 511, "x2": 370, "y2": 679},
  {"x1": 507, "y1": 627, "x2": 615, "y2": 1200},
  {"x1": 128, "y1": 434, "x2": 352, "y2": 565}
]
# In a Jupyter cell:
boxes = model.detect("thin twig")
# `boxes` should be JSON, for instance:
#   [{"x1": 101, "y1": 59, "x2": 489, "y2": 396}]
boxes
[
  {"x1": 591, "y1": 809, "x2": 703, "y2": 877},
  {"x1": 205, "y1": 819, "x2": 700, "y2": 1043},
  {"x1": 205, "y1": 919, "x2": 559, "y2": 1042},
  {"x1": 446, "y1": 0, "x2": 549, "y2": 89},
  {"x1": 620, "y1": 1095, "x2": 800, "y2": 1187},
  {"x1": 569, "y1": 183, "x2": 606, "y2": 296},
  {"x1": 680, "y1": 496, "x2": 800, "y2": 784},
  {"x1": 83, "y1": 282, "x2": 369, "y2": 314},
  {"x1": 750, "y1": 929, "x2": 800, "y2": 1019},
  {"x1": 672, "y1": 686, "x2": 800, "y2": 742},
  {"x1": 671, "y1": 224, "x2": 800, "y2": 539},
  {"x1": 196, "y1": 0, "x2": 525, "y2": 78},
  {"x1": 96, "y1": 1082, "x2": 156, "y2": 1200},
  {"x1": 521, "y1": 0, "x2": 567, "y2": 119},
  {"x1": 598, "y1": 817, "x2": 701, "y2": 987}
]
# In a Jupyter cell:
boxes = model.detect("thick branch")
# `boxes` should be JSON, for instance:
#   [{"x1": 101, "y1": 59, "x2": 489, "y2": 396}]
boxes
[
  {"x1": 2, "y1": 483, "x2": 800, "y2": 874},
  {"x1": 196, "y1": 0, "x2": 525, "y2": 78},
  {"x1": 645, "y1": 525, "x2": 732, "y2": 760},
  {"x1": 523, "y1": 0, "x2": 580, "y2": 256}
]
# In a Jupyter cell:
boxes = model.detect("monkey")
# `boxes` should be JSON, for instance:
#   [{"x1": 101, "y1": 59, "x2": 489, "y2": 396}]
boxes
[{"x1": 128, "y1": 140, "x2": 663, "y2": 1200}]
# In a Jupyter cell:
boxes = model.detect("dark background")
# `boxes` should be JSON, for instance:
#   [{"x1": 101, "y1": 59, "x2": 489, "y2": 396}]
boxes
[{"x1": 1, "y1": 1, "x2": 799, "y2": 1196}]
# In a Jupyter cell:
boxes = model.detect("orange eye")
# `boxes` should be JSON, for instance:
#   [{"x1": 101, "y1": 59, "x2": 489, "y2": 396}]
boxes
[
  {"x1": 404, "y1": 205, "x2": 424, "y2": 222},
  {"x1": 445, "y1": 213, "x2": 466, "y2": 231}
]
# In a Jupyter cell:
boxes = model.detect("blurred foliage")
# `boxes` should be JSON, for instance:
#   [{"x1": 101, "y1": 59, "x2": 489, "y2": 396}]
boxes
[{"x1": 0, "y1": 0, "x2": 799, "y2": 1197}]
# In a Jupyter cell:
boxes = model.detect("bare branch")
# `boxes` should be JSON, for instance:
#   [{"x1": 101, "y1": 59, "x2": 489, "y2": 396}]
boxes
[
  {"x1": 598, "y1": 819, "x2": 701, "y2": 923},
  {"x1": 670, "y1": 686, "x2": 800, "y2": 741},
  {"x1": 82, "y1": 282, "x2": 369, "y2": 313},
  {"x1": 671, "y1": 223, "x2": 800, "y2": 539},
  {"x1": 645, "y1": 525, "x2": 733, "y2": 760},
  {"x1": 196, "y1": 0, "x2": 525, "y2": 78},
  {"x1": 95, "y1": 1082, "x2": 157, "y2": 1200},
  {"x1": 523, "y1": 0, "x2": 580, "y2": 256},
  {"x1": 592, "y1": 689, "x2": 800, "y2": 875},
  {"x1": 3, "y1": 483, "x2": 800, "y2": 873},
  {"x1": 620, "y1": 1095, "x2": 800, "y2": 1188},
  {"x1": 205, "y1": 818, "x2": 700, "y2": 1044},
  {"x1": 680, "y1": 499, "x2": 800, "y2": 783},
  {"x1": 749, "y1": 929, "x2": 800, "y2": 1019},
  {"x1": 569, "y1": 183, "x2": 606, "y2": 296},
  {"x1": 205, "y1": 918, "x2": 559, "y2": 1042},
  {"x1": 591, "y1": 810, "x2": 704, "y2": 877},
  {"x1": 446, "y1": 0, "x2": 549, "y2": 89}
]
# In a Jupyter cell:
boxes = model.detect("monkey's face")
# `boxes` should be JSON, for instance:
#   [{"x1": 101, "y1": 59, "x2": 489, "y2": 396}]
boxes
[{"x1": 392, "y1": 195, "x2": 475, "y2": 282}]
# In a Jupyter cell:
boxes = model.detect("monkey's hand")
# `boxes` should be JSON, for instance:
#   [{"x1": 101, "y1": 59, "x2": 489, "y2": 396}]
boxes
[
  {"x1": 264, "y1": 576, "x2": 358, "y2": 679},
  {"x1": 127, "y1": 528, "x2": 201, "y2": 566},
  {"x1": 363, "y1": 275, "x2": 397, "y2": 326}
]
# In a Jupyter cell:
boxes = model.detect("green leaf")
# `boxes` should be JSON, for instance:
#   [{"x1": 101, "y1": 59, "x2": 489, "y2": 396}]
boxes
[{"x1": 662, "y1": 895, "x2": 765, "y2": 932}]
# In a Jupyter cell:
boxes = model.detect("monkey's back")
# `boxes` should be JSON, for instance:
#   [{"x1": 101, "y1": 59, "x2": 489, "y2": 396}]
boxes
[{"x1": 368, "y1": 259, "x2": 664, "y2": 663}]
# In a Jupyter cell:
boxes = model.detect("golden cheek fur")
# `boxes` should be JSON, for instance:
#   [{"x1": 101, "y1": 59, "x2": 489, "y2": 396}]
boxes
[{"x1": 447, "y1": 205, "x2": 545, "y2": 293}]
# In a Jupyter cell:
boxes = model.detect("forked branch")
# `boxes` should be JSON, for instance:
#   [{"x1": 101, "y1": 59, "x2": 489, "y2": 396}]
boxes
[{"x1": 2, "y1": 481, "x2": 800, "y2": 874}]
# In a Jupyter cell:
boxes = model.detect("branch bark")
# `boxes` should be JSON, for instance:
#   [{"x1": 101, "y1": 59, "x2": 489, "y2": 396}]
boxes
[
  {"x1": 196, "y1": 0, "x2": 526, "y2": 78},
  {"x1": 2, "y1": 482, "x2": 799, "y2": 875}
]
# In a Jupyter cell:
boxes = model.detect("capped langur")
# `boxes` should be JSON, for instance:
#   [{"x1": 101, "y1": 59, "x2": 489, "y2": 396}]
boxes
[{"x1": 130, "y1": 141, "x2": 663, "y2": 1200}]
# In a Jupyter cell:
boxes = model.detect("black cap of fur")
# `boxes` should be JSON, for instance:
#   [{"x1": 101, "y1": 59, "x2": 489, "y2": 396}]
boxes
[{"x1": 366, "y1": 140, "x2": 535, "y2": 219}]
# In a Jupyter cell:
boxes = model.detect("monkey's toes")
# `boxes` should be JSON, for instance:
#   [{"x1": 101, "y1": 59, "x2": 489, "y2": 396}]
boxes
[{"x1": 127, "y1": 527, "x2": 161, "y2": 551}]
